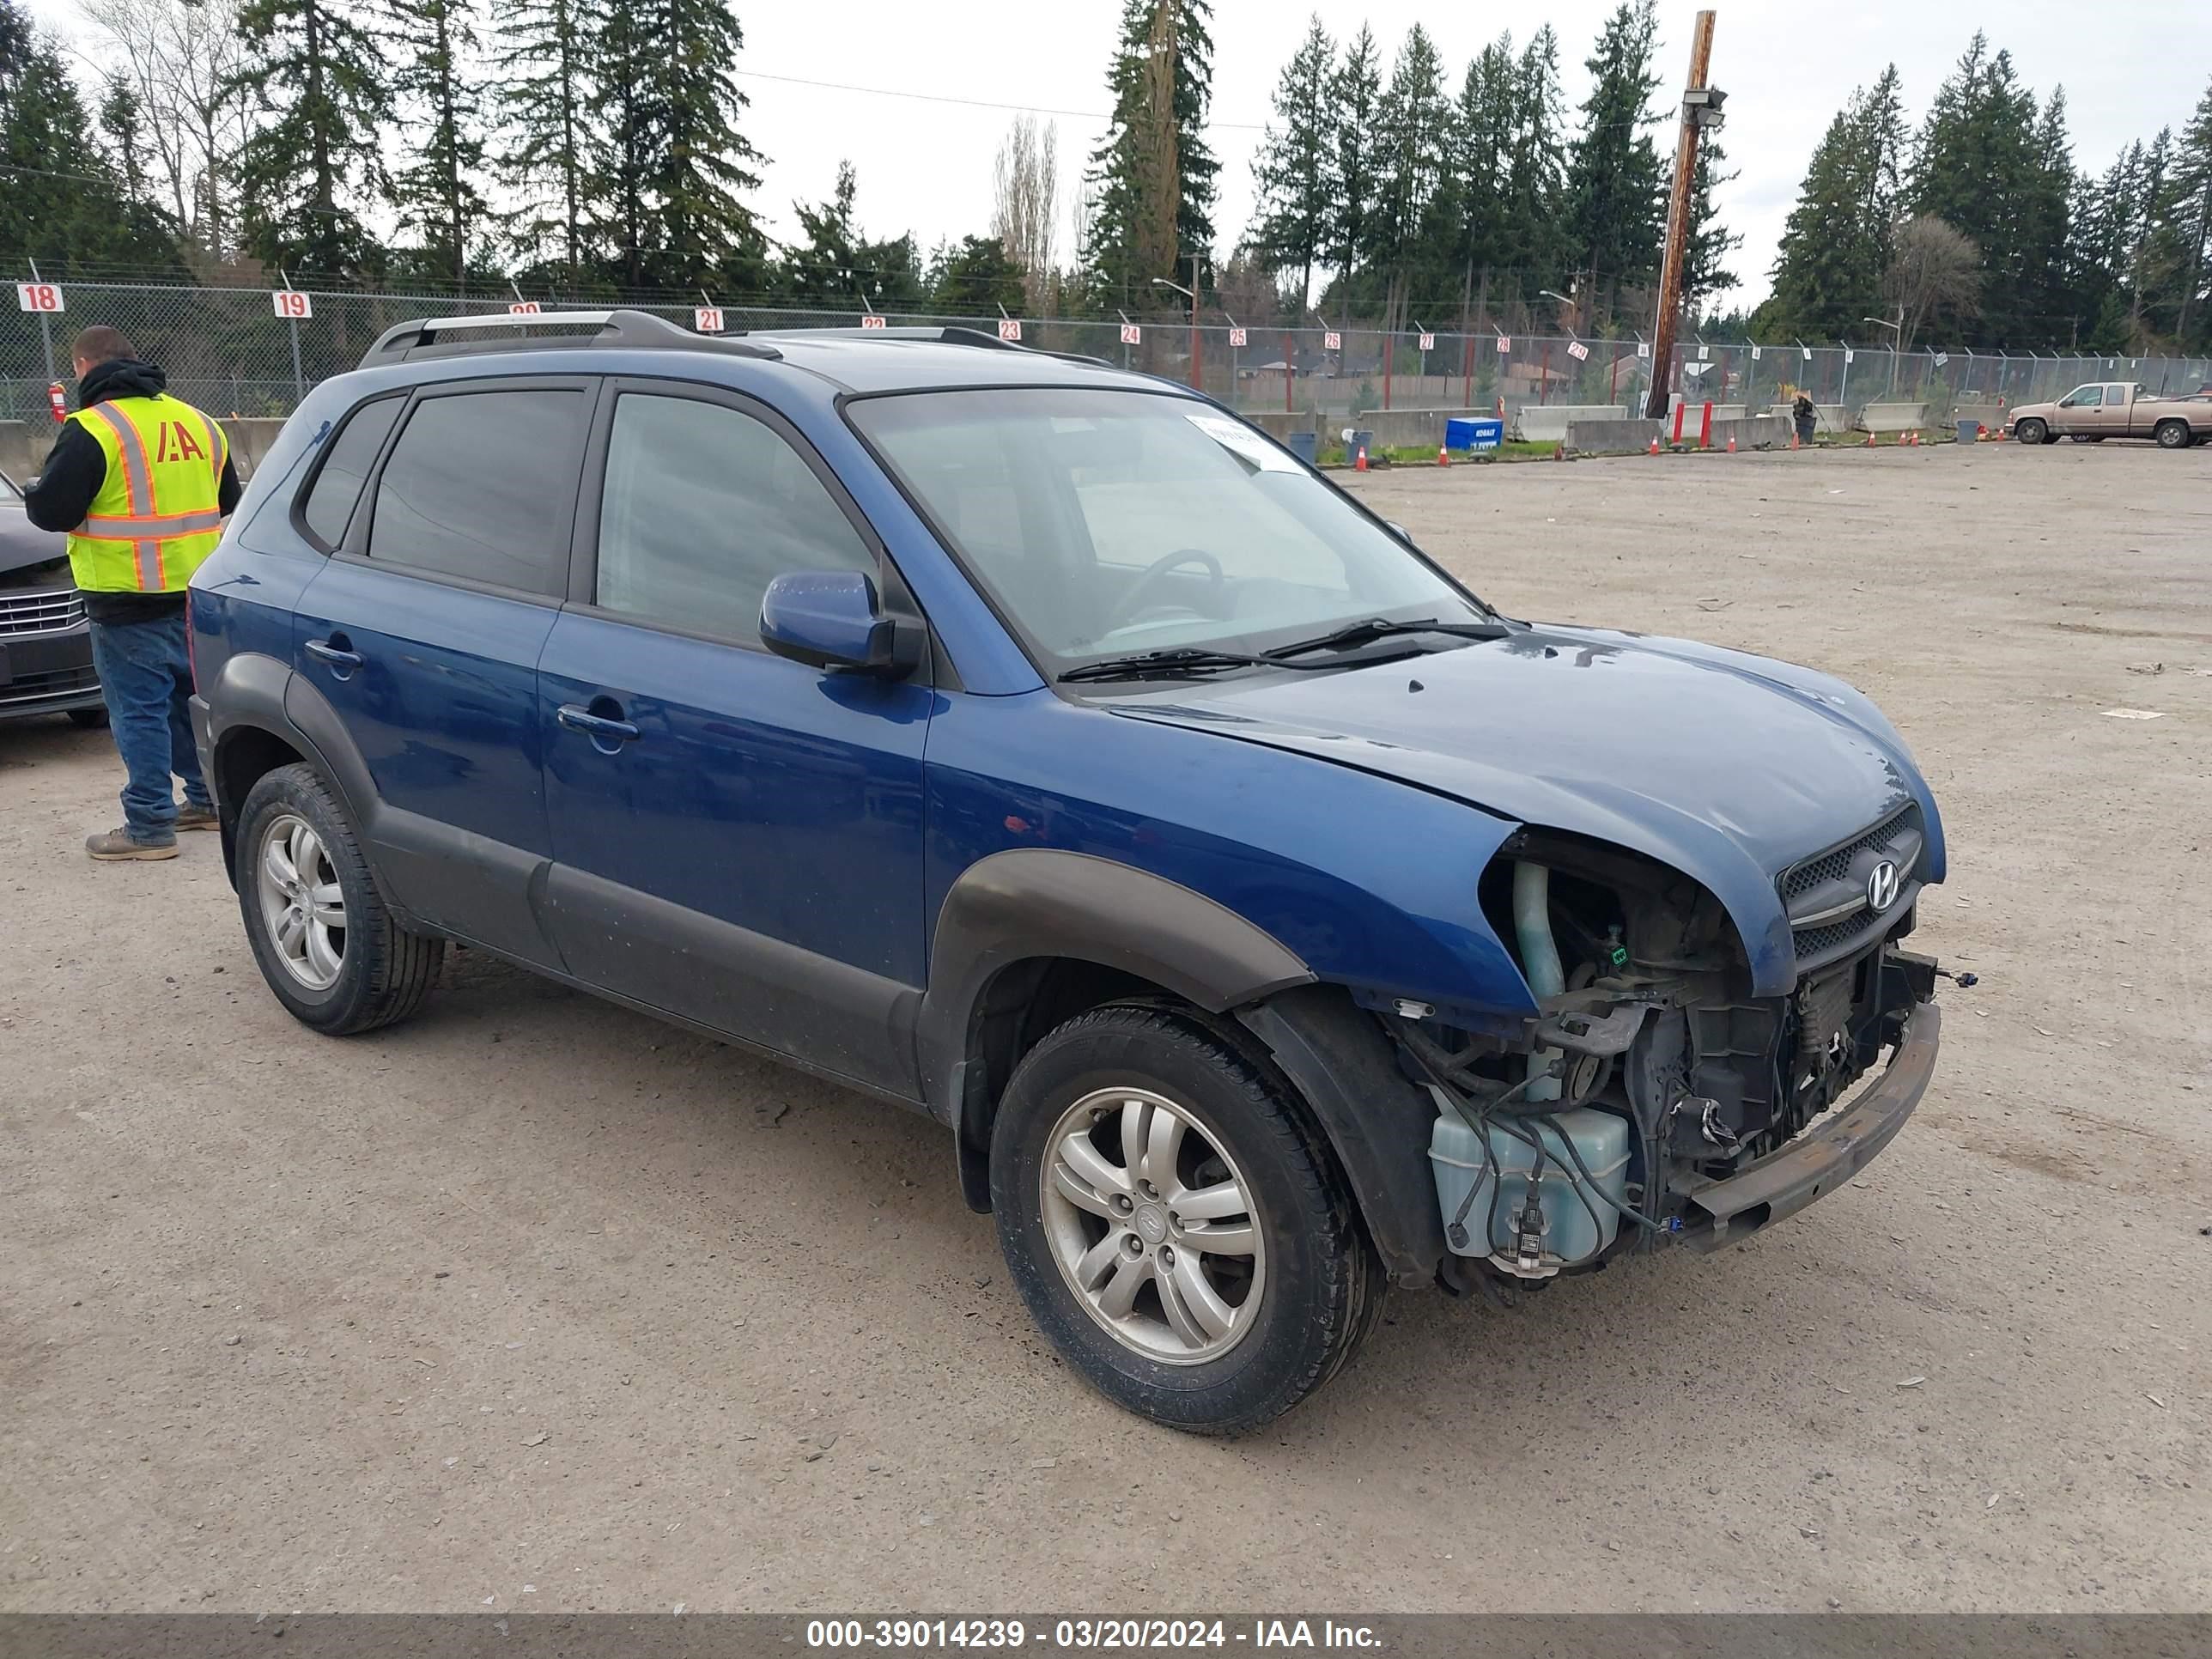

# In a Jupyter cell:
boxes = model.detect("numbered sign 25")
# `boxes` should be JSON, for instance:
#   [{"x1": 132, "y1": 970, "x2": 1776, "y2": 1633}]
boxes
[
  {"x1": 996, "y1": 318, "x2": 1022, "y2": 342},
  {"x1": 860, "y1": 313, "x2": 887, "y2": 330},
  {"x1": 694, "y1": 307, "x2": 724, "y2": 333},
  {"x1": 16, "y1": 282, "x2": 64, "y2": 313},
  {"x1": 508, "y1": 301, "x2": 542, "y2": 315},
  {"x1": 1227, "y1": 326, "x2": 1247, "y2": 349},
  {"x1": 271, "y1": 289, "x2": 313, "y2": 320},
  {"x1": 1120, "y1": 323, "x2": 1142, "y2": 345}
]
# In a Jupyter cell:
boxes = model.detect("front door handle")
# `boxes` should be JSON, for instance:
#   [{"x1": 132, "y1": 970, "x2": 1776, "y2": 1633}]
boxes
[
  {"x1": 556, "y1": 703, "x2": 641, "y2": 744},
  {"x1": 304, "y1": 637, "x2": 362, "y2": 675}
]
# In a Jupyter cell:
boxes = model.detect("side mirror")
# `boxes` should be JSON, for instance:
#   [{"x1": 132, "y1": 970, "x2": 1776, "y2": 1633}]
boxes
[
  {"x1": 1384, "y1": 520, "x2": 1415, "y2": 545},
  {"x1": 759, "y1": 570, "x2": 921, "y2": 678}
]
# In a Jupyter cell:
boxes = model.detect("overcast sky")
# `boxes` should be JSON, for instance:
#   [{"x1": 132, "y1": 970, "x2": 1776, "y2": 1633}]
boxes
[{"x1": 27, "y1": 0, "x2": 2212, "y2": 310}]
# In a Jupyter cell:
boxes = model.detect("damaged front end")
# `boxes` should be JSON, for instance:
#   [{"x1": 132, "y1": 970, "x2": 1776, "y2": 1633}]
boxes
[{"x1": 1384, "y1": 824, "x2": 1943, "y2": 1290}]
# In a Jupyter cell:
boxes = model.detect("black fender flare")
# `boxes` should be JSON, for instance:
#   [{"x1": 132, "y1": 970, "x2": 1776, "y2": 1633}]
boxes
[{"x1": 201, "y1": 653, "x2": 384, "y2": 890}]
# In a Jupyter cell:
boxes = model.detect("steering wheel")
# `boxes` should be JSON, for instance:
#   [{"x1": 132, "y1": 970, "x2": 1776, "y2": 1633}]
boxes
[{"x1": 1107, "y1": 548, "x2": 1225, "y2": 631}]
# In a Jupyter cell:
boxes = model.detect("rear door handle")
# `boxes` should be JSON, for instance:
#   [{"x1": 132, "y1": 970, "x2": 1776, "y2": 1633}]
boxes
[
  {"x1": 556, "y1": 703, "x2": 641, "y2": 744},
  {"x1": 304, "y1": 637, "x2": 362, "y2": 672}
]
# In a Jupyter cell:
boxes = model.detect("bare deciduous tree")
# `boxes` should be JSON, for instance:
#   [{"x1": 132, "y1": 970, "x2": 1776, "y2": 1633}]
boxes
[
  {"x1": 1884, "y1": 215, "x2": 1981, "y2": 351},
  {"x1": 992, "y1": 113, "x2": 1059, "y2": 313}
]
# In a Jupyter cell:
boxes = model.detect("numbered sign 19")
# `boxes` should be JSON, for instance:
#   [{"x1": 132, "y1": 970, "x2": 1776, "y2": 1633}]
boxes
[
  {"x1": 694, "y1": 307, "x2": 724, "y2": 333},
  {"x1": 1323, "y1": 331, "x2": 1341, "y2": 351},
  {"x1": 997, "y1": 318, "x2": 1021, "y2": 342},
  {"x1": 1120, "y1": 323, "x2": 1141, "y2": 345},
  {"x1": 1417, "y1": 332, "x2": 1434, "y2": 351},
  {"x1": 1227, "y1": 326, "x2": 1247, "y2": 348},
  {"x1": 271, "y1": 289, "x2": 313, "y2": 320},
  {"x1": 508, "y1": 301, "x2": 542, "y2": 314},
  {"x1": 15, "y1": 282, "x2": 64, "y2": 313},
  {"x1": 860, "y1": 313, "x2": 886, "y2": 330}
]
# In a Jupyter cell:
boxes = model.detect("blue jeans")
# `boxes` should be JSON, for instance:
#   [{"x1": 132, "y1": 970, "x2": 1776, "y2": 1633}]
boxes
[{"x1": 87, "y1": 611, "x2": 209, "y2": 844}]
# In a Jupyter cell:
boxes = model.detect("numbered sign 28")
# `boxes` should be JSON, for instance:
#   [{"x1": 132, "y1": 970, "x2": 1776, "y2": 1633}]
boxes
[
  {"x1": 860, "y1": 313, "x2": 887, "y2": 330},
  {"x1": 1227, "y1": 326, "x2": 1247, "y2": 349},
  {"x1": 1120, "y1": 323, "x2": 1141, "y2": 345},
  {"x1": 694, "y1": 307, "x2": 724, "y2": 333},
  {"x1": 508, "y1": 301, "x2": 542, "y2": 315},
  {"x1": 15, "y1": 282, "x2": 64, "y2": 313},
  {"x1": 1566, "y1": 340, "x2": 1589, "y2": 362},
  {"x1": 1417, "y1": 331, "x2": 1434, "y2": 351},
  {"x1": 271, "y1": 289, "x2": 313, "y2": 320},
  {"x1": 997, "y1": 318, "x2": 1021, "y2": 342},
  {"x1": 1496, "y1": 336, "x2": 1512, "y2": 355},
  {"x1": 1323, "y1": 331, "x2": 1341, "y2": 351}
]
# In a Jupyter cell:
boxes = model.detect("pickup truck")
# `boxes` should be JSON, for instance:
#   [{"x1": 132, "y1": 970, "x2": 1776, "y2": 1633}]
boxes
[{"x1": 2008, "y1": 382, "x2": 2212, "y2": 449}]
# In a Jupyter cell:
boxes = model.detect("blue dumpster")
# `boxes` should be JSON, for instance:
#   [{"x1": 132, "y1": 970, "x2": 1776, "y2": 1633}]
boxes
[
  {"x1": 1445, "y1": 416, "x2": 1504, "y2": 453},
  {"x1": 1285, "y1": 430, "x2": 1318, "y2": 465},
  {"x1": 1955, "y1": 419, "x2": 1978, "y2": 445}
]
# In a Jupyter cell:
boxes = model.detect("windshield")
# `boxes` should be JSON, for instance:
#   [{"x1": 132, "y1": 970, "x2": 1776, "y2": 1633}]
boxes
[{"x1": 848, "y1": 387, "x2": 1486, "y2": 672}]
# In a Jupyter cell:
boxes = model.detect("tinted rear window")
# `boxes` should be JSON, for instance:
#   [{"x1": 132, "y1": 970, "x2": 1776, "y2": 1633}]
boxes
[
  {"x1": 300, "y1": 396, "x2": 402, "y2": 550},
  {"x1": 366, "y1": 388, "x2": 586, "y2": 593}
]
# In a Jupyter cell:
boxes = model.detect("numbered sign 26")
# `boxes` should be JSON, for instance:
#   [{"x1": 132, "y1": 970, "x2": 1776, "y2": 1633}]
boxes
[
  {"x1": 1120, "y1": 323, "x2": 1141, "y2": 345},
  {"x1": 1323, "y1": 331, "x2": 1341, "y2": 351},
  {"x1": 860, "y1": 313, "x2": 887, "y2": 330},
  {"x1": 15, "y1": 282, "x2": 64, "y2": 313},
  {"x1": 997, "y1": 318, "x2": 1022, "y2": 342},
  {"x1": 271, "y1": 289, "x2": 313, "y2": 320},
  {"x1": 1417, "y1": 331, "x2": 1434, "y2": 350},
  {"x1": 695, "y1": 307, "x2": 724, "y2": 333},
  {"x1": 508, "y1": 301, "x2": 542, "y2": 315},
  {"x1": 1227, "y1": 326, "x2": 1247, "y2": 349}
]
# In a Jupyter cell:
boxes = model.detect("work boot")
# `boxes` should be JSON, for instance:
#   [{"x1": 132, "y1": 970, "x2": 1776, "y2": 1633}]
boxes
[
  {"x1": 85, "y1": 826, "x2": 179, "y2": 861},
  {"x1": 175, "y1": 802, "x2": 219, "y2": 832}
]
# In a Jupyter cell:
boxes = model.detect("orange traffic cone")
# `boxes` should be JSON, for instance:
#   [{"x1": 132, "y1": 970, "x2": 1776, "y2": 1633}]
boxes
[
  {"x1": 1437, "y1": 444, "x2": 1449, "y2": 467},
  {"x1": 1354, "y1": 444, "x2": 1369, "y2": 471},
  {"x1": 1727, "y1": 434, "x2": 1736, "y2": 453},
  {"x1": 1649, "y1": 434, "x2": 1660, "y2": 456},
  {"x1": 1790, "y1": 428, "x2": 1800, "y2": 451},
  {"x1": 1866, "y1": 430, "x2": 1877, "y2": 447}
]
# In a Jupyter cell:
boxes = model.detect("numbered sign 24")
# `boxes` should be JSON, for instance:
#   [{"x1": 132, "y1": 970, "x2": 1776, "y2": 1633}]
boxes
[
  {"x1": 1120, "y1": 323, "x2": 1141, "y2": 345},
  {"x1": 15, "y1": 282, "x2": 64, "y2": 313},
  {"x1": 694, "y1": 307, "x2": 724, "y2": 333},
  {"x1": 997, "y1": 318, "x2": 1022, "y2": 342},
  {"x1": 271, "y1": 289, "x2": 313, "y2": 320}
]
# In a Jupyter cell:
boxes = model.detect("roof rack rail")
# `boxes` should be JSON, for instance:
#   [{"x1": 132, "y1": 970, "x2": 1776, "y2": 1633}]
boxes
[
  {"x1": 356, "y1": 307, "x2": 784, "y2": 371},
  {"x1": 742, "y1": 323, "x2": 1114, "y2": 370}
]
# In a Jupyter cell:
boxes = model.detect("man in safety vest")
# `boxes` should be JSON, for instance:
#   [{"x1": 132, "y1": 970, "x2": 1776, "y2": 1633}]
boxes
[{"x1": 25, "y1": 326, "x2": 240, "y2": 860}]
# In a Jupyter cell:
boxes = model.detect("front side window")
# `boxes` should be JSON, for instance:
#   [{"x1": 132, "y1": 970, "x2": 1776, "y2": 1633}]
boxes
[
  {"x1": 849, "y1": 388, "x2": 1484, "y2": 672},
  {"x1": 593, "y1": 393, "x2": 875, "y2": 644},
  {"x1": 2061, "y1": 385, "x2": 2099, "y2": 407},
  {"x1": 366, "y1": 387, "x2": 586, "y2": 593}
]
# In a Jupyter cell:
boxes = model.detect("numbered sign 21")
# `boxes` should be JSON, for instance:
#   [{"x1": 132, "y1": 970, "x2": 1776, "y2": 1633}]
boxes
[
  {"x1": 694, "y1": 307, "x2": 724, "y2": 333},
  {"x1": 508, "y1": 301, "x2": 542, "y2": 315},
  {"x1": 997, "y1": 318, "x2": 1021, "y2": 342},
  {"x1": 15, "y1": 282, "x2": 64, "y2": 313},
  {"x1": 271, "y1": 289, "x2": 313, "y2": 320}
]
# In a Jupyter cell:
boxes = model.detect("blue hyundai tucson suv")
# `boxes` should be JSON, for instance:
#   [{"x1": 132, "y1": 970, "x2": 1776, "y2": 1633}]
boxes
[{"x1": 191, "y1": 311, "x2": 1948, "y2": 1433}]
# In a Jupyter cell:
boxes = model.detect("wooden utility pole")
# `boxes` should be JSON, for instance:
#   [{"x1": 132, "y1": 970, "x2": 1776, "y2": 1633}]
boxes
[
  {"x1": 1646, "y1": 9, "x2": 1721, "y2": 420},
  {"x1": 1138, "y1": 0, "x2": 1181, "y2": 317}
]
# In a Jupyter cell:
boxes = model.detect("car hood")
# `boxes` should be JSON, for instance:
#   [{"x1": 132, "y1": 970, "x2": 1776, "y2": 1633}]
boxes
[
  {"x1": 1109, "y1": 623, "x2": 1946, "y2": 996},
  {"x1": 0, "y1": 497, "x2": 73, "y2": 586}
]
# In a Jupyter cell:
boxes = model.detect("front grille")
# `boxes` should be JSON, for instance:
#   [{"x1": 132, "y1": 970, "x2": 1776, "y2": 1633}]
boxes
[
  {"x1": 1783, "y1": 805, "x2": 1917, "y2": 904},
  {"x1": 0, "y1": 587, "x2": 84, "y2": 635},
  {"x1": 0, "y1": 664, "x2": 100, "y2": 706},
  {"x1": 1782, "y1": 804, "x2": 1923, "y2": 963}
]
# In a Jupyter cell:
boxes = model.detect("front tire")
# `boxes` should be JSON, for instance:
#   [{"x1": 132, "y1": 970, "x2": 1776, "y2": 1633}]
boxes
[
  {"x1": 991, "y1": 1005, "x2": 1382, "y2": 1435},
  {"x1": 2014, "y1": 417, "x2": 2047, "y2": 446},
  {"x1": 235, "y1": 763, "x2": 443, "y2": 1036}
]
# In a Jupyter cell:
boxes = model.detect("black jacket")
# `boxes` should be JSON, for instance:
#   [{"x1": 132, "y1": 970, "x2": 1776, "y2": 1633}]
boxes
[{"x1": 24, "y1": 359, "x2": 243, "y2": 623}]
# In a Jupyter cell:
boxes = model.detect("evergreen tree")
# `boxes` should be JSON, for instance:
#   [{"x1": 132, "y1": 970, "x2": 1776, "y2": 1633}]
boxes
[
  {"x1": 98, "y1": 76, "x2": 146, "y2": 204},
  {"x1": 1909, "y1": 35, "x2": 2045, "y2": 340},
  {"x1": 2143, "y1": 79, "x2": 2212, "y2": 347},
  {"x1": 1249, "y1": 15, "x2": 1334, "y2": 310},
  {"x1": 1083, "y1": 0, "x2": 1218, "y2": 303},
  {"x1": 1564, "y1": 0, "x2": 1664, "y2": 294},
  {"x1": 233, "y1": 0, "x2": 392, "y2": 282},
  {"x1": 386, "y1": 0, "x2": 492, "y2": 287},
  {"x1": 1440, "y1": 33, "x2": 1515, "y2": 293},
  {"x1": 493, "y1": 0, "x2": 600, "y2": 289},
  {"x1": 784, "y1": 161, "x2": 924, "y2": 310},
  {"x1": 1503, "y1": 27, "x2": 1571, "y2": 285},
  {"x1": 1678, "y1": 136, "x2": 1741, "y2": 306},
  {"x1": 1762, "y1": 66, "x2": 1906, "y2": 339},
  {"x1": 929, "y1": 234, "x2": 1027, "y2": 315},
  {"x1": 1365, "y1": 24, "x2": 1449, "y2": 324},
  {"x1": 1323, "y1": 23, "x2": 1382, "y2": 327}
]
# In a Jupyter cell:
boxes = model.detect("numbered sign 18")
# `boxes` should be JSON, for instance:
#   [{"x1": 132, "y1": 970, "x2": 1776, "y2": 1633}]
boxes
[
  {"x1": 1120, "y1": 323, "x2": 1141, "y2": 345},
  {"x1": 694, "y1": 307, "x2": 724, "y2": 333},
  {"x1": 1323, "y1": 331, "x2": 1341, "y2": 351},
  {"x1": 15, "y1": 282, "x2": 64, "y2": 313},
  {"x1": 860, "y1": 313, "x2": 887, "y2": 330},
  {"x1": 271, "y1": 289, "x2": 313, "y2": 319},
  {"x1": 996, "y1": 318, "x2": 1021, "y2": 342},
  {"x1": 508, "y1": 301, "x2": 542, "y2": 314},
  {"x1": 1227, "y1": 326, "x2": 1247, "y2": 348},
  {"x1": 1417, "y1": 332, "x2": 1434, "y2": 351}
]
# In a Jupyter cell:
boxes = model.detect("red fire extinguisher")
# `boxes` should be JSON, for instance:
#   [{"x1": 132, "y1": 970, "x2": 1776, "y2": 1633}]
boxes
[{"x1": 47, "y1": 381, "x2": 67, "y2": 422}]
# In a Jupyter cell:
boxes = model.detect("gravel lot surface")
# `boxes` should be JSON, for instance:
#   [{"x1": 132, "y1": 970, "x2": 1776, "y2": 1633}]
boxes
[{"x1": 3, "y1": 440, "x2": 2207, "y2": 1613}]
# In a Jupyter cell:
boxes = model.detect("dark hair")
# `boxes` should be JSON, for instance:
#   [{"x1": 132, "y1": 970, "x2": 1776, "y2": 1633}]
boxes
[{"x1": 71, "y1": 325, "x2": 137, "y2": 368}]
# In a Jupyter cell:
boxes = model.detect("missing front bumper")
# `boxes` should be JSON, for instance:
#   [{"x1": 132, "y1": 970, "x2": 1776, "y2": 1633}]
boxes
[{"x1": 1671, "y1": 999, "x2": 1942, "y2": 1251}]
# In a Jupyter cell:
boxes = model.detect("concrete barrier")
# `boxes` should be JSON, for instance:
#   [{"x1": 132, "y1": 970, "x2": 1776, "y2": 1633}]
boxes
[
  {"x1": 1711, "y1": 415, "x2": 1791, "y2": 451},
  {"x1": 217, "y1": 417, "x2": 287, "y2": 480},
  {"x1": 1564, "y1": 417, "x2": 1668, "y2": 456},
  {"x1": 0, "y1": 418, "x2": 40, "y2": 487},
  {"x1": 1513, "y1": 404, "x2": 1630, "y2": 443},
  {"x1": 1856, "y1": 401, "x2": 1930, "y2": 434},
  {"x1": 1768, "y1": 402, "x2": 1848, "y2": 434},
  {"x1": 2, "y1": 414, "x2": 288, "y2": 488},
  {"x1": 1249, "y1": 407, "x2": 1490, "y2": 453},
  {"x1": 1953, "y1": 403, "x2": 2005, "y2": 432}
]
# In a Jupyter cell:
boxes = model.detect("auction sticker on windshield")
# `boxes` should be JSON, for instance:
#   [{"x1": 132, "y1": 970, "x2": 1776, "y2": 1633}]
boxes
[{"x1": 1186, "y1": 411, "x2": 1300, "y2": 471}]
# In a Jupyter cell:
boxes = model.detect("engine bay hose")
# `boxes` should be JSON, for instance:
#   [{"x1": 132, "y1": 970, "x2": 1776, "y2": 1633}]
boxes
[{"x1": 1514, "y1": 860, "x2": 1565, "y2": 1102}]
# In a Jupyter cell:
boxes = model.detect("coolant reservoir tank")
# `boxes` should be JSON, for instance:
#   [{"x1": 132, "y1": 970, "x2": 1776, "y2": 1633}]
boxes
[{"x1": 1429, "y1": 1106, "x2": 1632, "y2": 1270}]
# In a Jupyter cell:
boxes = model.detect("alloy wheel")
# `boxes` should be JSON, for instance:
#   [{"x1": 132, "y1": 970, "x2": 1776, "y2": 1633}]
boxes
[{"x1": 256, "y1": 812, "x2": 346, "y2": 991}]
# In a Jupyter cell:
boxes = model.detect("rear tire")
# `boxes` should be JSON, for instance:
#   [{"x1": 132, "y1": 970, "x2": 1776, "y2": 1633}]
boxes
[
  {"x1": 2154, "y1": 419, "x2": 2191, "y2": 451},
  {"x1": 990, "y1": 1005, "x2": 1383, "y2": 1436},
  {"x1": 2014, "y1": 417, "x2": 2048, "y2": 446},
  {"x1": 235, "y1": 763, "x2": 443, "y2": 1036}
]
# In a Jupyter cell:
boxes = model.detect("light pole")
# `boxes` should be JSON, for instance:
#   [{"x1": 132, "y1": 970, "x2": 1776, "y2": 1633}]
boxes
[
  {"x1": 1152, "y1": 268, "x2": 1201, "y2": 392},
  {"x1": 1863, "y1": 313, "x2": 1903, "y2": 396}
]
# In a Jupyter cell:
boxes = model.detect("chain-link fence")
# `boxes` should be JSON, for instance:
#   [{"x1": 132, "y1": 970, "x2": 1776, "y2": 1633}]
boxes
[{"x1": 8, "y1": 279, "x2": 2211, "y2": 432}]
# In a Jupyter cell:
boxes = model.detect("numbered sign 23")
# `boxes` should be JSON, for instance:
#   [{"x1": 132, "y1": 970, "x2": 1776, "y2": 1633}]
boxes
[
  {"x1": 997, "y1": 318, "x2": 1022, "y2": 342},
  {"x1": 271, "y1": 289, "x2": 313, "y2": 320},
  {"x1": 15, "y1": 282, "x2": 64, "y2": 313},
  {"x1": 694, "y1": 307, "x2": 724, "y2": 333}
]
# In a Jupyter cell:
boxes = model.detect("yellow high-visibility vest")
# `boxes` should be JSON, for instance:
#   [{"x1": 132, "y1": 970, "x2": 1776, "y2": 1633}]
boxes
[{"x1": 64, "y1": 395, "x2": 228, "y2": 594}]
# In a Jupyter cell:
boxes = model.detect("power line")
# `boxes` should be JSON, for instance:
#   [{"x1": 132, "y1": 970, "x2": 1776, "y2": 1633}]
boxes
[{"x1": 729, "y1": 67, "x2": 1268, "y2": 132}]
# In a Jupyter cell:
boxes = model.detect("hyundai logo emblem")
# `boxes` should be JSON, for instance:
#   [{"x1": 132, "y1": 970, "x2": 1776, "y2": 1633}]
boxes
[{"x1": 1866, "y1": 860, "x2": 1902, "y2": 913}]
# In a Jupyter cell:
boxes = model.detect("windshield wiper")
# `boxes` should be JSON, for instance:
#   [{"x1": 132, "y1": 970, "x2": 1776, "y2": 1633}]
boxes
[
  {"x1": 1265, "y1": 616, "x2": 1512, "y2": 660},
  {"x1": 1058, "y1": 647, "x2": 1285, "y2": 684}
]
